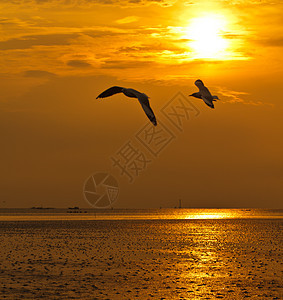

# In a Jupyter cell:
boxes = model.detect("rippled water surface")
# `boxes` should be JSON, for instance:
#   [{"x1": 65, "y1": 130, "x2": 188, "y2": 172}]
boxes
[
  {"x1": 0, "y1": 210, "x2": 282, "y2": 299},
  {"x1": 0, "y1": 208, "x2": 282, "y2": 220}
]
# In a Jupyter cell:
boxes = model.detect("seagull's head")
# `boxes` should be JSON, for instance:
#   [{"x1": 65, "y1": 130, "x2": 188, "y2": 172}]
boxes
[{"x1": 195, "y1": 79, "x2": 204, "y2": 87}]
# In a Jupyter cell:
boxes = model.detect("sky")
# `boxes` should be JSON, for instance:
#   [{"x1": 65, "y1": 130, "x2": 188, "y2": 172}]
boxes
[{"x1": 0, "y1": 0, "x2": 282, "y2": 208}]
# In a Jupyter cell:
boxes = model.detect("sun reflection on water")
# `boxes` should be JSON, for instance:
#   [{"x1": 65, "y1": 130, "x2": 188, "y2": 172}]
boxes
[{"x1": 184, "y1": 210, "x2": 236, "y2": 220}]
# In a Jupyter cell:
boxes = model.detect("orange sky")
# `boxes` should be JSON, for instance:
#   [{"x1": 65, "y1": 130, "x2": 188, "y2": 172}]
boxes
[{"x1": 0, "y1": 0, "x2": 282, "y2": 208}]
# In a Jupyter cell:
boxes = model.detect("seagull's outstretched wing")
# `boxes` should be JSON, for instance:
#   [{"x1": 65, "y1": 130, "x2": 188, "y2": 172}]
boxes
[
  {"x1": 201, "y1": 96, "x2": 214, "y2": 109},
  {"x1": 96, "y1": 86, "x2": 123, "y2": 99},
  {"x1": 190, "y1": 92, "x2": 202, "y2": 99},
  {"x1": 137, "y1": 93, "x2": 157, "y2": 126}
]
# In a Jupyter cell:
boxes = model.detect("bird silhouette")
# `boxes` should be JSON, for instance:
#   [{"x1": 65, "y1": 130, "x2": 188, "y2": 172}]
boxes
[
  {"x1": 96, "y1": 86, "x2": 157, "y2": 126},
  {"x1": 189, "y1": 79, "x2": 219, "y2": 109}
]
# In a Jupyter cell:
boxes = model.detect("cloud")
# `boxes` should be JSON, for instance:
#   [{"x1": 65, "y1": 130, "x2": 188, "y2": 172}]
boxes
[
  {"x1": 117, "y1": 43, "x2": 187, "y2": 54},
  {"x1": 0, "y1": 17, "x2": 32, "y2": 27},
  {"x1": 0, "y1": 18, "x2": 16, "y2": 25},
  {"x1": 67, "y1": 60, "x2": 92, "y2": 68},
  {"x1": 23, "y1": 70, "x2": 57, "y2": 77},
  {"x1": 116, "y1": 16, "x2": 139, "y2": 24},
  {"x1": 101, "y1": 60, "x2": 156, "y2": 69},
  {"x1": 254, "y1": 37, "x2": 283, "y2": 47},
  {"x1": 216, "y1": 87, "x2": 273, "y2": 106},
  {"x1": 0, "y1": 0, "x2": 176, "y2": 7},
  {"x1": 0, "y1": 33, "x2": 79, "y2": 50},
  {"x1": 220, "y1": 0, "x2": 278, "y2": 5},
  {"x1": 82, "y1": 29, "x2": 127, "y2": 39},
  {"x1": 216, "y1": 87, "x2": 248, "y2": 103},
  {"x1": 222, "y1": 33, "x2": 245, "y2": 39}
]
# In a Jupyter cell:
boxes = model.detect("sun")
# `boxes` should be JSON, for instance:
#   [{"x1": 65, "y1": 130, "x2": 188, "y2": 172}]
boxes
[{"x1": 185, "y1": 15, "x2": 229, "y2": 59}]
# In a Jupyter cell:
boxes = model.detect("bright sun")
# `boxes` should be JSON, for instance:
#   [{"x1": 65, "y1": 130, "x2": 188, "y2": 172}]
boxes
[{"x1": 185, "y1": 15, "x2": 229, "y2": 59}]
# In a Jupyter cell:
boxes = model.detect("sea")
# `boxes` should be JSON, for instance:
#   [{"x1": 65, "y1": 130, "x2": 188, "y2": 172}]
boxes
[
  {"x1": 0, "y1": 208, "x2": 282, "y2": 299},
  {"x1": 0, "y1": 207, "x2": 282, "y2": 221}
]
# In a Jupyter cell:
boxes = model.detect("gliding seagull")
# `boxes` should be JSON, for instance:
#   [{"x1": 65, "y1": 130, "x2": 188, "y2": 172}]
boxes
[
  {"x1": 96, "y1": 86, "x2": 157, "y2": 126},
  {"x1": 189, "y1": 79, "x2": 219, "y2": 109}
]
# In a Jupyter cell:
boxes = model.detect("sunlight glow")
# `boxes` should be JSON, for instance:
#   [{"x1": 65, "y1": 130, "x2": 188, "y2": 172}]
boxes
[{"x1": 185, "y1": 15, "x2": 229, "y2": 59}]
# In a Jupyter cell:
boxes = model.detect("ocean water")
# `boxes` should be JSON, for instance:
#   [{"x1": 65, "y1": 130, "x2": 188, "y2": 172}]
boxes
[
  {"x1": 0, "y1": 209, "x2": 282, "y2": 299},
  {"x1": 0, "y1": 208, "x2": 282, "y2": 221}
]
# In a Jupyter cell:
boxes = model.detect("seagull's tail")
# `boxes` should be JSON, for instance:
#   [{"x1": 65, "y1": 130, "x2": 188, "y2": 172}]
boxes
[{"x1": 212, "y1": 95, "x2": 219, "y2": 101}]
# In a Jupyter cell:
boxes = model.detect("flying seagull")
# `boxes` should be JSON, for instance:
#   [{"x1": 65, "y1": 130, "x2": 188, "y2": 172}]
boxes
[
  {"x1": 189, "y1": 79, "x2": 219, "y2": 109},
  {"x1": 96, "y1": 86, "x2": 157, "y2": 126}
]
